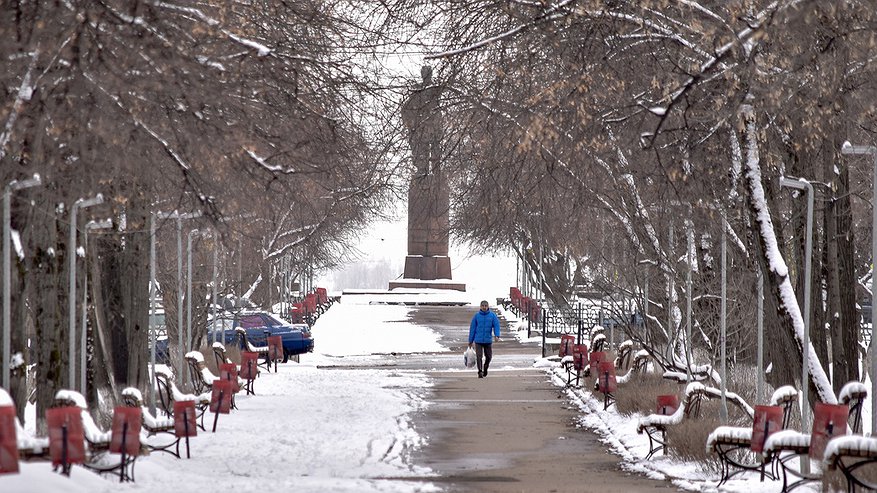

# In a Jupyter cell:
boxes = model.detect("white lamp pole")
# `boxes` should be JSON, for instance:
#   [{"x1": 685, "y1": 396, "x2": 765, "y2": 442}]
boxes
[
  {"x1": 720, "y1": 213, "x2": 729, "y2": 422},
  {"x1": 149, "y1": 210, "x2": 200, "y2": 413},
  {"x1": 2, "y1": 173, "x2": 41, "y2": 390},
  {"x1": 68, "y1": 194, "x2": 103, "y2": 390},
  {"x1": 841, "y1": 142, "x2": 877, "y2": 435},
  {"x1": 779, "y1": 177, "x2": 814, "y2": 432},
  {"x1": 80, "y1": 218, "x2": 112, "y2": 393},
  {"x1": 186, "y1": 229, "x2": 210, "y2": 385}
]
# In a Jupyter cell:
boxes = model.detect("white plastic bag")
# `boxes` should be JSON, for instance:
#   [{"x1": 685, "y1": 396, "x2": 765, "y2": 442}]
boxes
[{"x1": 463, "y1": 347, "x2": 476, "y2": 368}]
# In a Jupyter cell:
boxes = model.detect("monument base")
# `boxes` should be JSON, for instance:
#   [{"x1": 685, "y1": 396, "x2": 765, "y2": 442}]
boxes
[
  {"x1": 402, "y1": 255, "x2": 452, "y2": 280},
  {"x1": 389, "y1": 256, "x2": 466, "y2": 292},
  {"x1": 388, "y1": 278, "x2": 466, "y2": 292}
]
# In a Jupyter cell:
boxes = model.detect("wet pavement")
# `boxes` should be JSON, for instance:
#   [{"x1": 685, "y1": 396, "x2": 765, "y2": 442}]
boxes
[{"x1": 393, "y1": 305, "x2": 682, "y2": 492}]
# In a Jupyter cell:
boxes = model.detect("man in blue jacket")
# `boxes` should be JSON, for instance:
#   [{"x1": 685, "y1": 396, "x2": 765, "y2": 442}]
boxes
[{"x1": 469, "y1": 300, "x2": 501, "y2": 378}]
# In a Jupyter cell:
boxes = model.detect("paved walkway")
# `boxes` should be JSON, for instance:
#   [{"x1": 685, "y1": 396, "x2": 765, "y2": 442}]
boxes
[{"x1": 407, "y1": 306, "x2": 681, "y2": 492}]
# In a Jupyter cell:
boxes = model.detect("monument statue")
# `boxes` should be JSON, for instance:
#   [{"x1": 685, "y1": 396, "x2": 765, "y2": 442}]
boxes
[
  {"x1": 401, "y1": 65, "x2": 442, "y2": 176},
  {"x1": 390, "y1": 65, "x2": 464, "y2": 291}
]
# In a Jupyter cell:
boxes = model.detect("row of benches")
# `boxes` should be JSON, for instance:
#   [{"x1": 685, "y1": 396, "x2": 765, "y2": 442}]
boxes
[
  {"x1": 0, "y1": 342, "x2": 265, "y2": 481},
  {"x1": 551, "y1": 338, "x2": 877, "y2": 492}
]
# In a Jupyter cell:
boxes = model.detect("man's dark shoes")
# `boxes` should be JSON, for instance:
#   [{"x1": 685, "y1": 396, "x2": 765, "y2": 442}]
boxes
[
  {"x1": 478, "y1": 371, "x2": 483, "y2": 378},
  {"x1": 482, "y1": 369, "x2": 488, "y2": 377}
]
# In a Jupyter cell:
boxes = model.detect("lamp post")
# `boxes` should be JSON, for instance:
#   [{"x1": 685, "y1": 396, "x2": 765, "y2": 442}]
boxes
[
  {"x1": 757, "y1": 267, "x2": 764, "y2": 405},
  {"x1": 719, "y1": 213, "x2": 729, "y2": 423},
  {"x1": 685, "y1": 219, "x2": 693, "y2": 382},
  {"x1": 175, "y1": 213, "x2": 201, "y2": 383},
  {"x1": 80, "y1": 218, "x2": 112, "y2": 394},
  {"x1": 149, "y1": 210, "x2": 200, "y2": 413},
  {"x1": 186, "y1": 229, "x2": 210, "y2": 385},
  {"x1": 211, "y1": 238, "x2": 219, "y2": 345},
  {"x1": 2, "y1": 173, "x2": 41, "y2": 390},
  {"x1": 779, "y1": 177, "x2": 814, "y2": 432},
  {"x1": 841, "y1": 142, "x2": 877, "y2": 435},
  {"x1": 68, "y1": 194, "x2": 103, "y2": 390}
]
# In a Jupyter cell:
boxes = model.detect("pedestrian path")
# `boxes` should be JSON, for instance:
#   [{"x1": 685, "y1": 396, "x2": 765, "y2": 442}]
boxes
[
  {"x1": 410, "y1": 355, "x2": 682, "y2": 492},
  {"x1": 317, "y1": 303, "x2": 683, "y2": 492}
]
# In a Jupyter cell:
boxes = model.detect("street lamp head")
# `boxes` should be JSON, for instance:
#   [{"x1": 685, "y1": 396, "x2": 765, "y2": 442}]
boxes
[
  {"x1": 85, "y1": 218, "x2": 113, "y2": 231},
  {"x1": 840, "y1": 142, "x2": 877, "y2": 155},
  {"x1": 75, "y1": 193, "x2": 104, "y2": 209},
  {"x1": 9, "y1": 173, "x2": 41, "y2": 191}
]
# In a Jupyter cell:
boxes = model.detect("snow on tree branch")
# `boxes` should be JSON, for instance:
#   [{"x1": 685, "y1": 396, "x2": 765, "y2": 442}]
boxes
[{"x1": 739, "y1": 101, "x2": 835, "y2": 405}]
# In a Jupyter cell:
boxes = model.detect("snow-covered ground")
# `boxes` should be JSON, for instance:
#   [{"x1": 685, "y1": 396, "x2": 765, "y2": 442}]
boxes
[
  {"x1": 5, "y1": 303, "x2": 443, "y2": 493},
  {"x1": 5, "y1": 301, "x2": 869, "y2": 492}
]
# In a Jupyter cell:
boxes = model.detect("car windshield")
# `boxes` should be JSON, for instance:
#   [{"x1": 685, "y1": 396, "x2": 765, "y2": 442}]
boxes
[
  {"x1": 235, "y1": 313, "x2": 286, "y2": 328},
  {"x1": 239, "y1": 315, "x2": 265, "y2": 328},
  {"x1": 262, "y1": 314, "x2": 285, "y2": 326}
]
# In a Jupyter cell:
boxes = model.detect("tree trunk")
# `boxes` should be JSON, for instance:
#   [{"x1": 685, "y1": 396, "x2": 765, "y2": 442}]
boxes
[
  {"x1": 824, "y1": 193, "x2": 845, "y2": 394},
  {"x1": 9, "y1": 226, "x2": 29, "y2": 421},
  {"x1": 31, "y1": 190, "x2": 64, "y2": 434},
  {"x1": 95, "y1": 212, "x2": 150, "y2": 390},
  {"x1": 739, "y1": 101, "x2": 836, "y2": 405}
]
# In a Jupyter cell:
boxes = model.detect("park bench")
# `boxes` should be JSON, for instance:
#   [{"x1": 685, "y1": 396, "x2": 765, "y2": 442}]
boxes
[
  {"x1": 212, "y1": 341, "x2": 233, "y2": 369},
  {"x1": 53, "y1": 389, "x2": 143, "y2": 481},
  {"x1": 617, "y1": 350, "x2": 650, "y2": 385},
  {"x1": 188, "y1": 350, "x2": 243, "y2": 412},
  {"x1": 590, "y1": 332, "x2": 607, "y2": 352},
  {"x1": 763, "y1": 381, "x2": 867, "y2": 492},
  {"x1": 824, "y1": 435, "x2": 877, "y2": 492},
  {"x1": 215, "y1": 341, "x2": 260, "y2": 395},
  {"x1": 637, "y1": 382, "x2": 708, "y2": 459},
  {"x1": 706, "y1": 385, "x2": 798, "y2": 485},
  {"x1": 121, "y1": 387, "x2": 185, "y2": 459},
  {"x1": 185, "y1": 350, "x2": 218, "y2": 394},
  {"x1": 154, "y1": 366, "x2": 210, "y2": 431},
  {"x1": 559, "y1": 336, "x2": 587, "y2": 388},
  {"x1": 0, "y1": 388, "x2": 49, "y2": 470},
  {"x1": 235, "y1": 327, "x2": 272, "y2": 371},
  {"x1": 613, "y1": 340, "x2": 634, "y2": 370}
]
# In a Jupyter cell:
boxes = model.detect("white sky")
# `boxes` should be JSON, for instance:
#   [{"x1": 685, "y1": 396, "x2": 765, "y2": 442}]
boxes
[{"x1": 317, "y1": 203, "x2": 517, "y2": 305}]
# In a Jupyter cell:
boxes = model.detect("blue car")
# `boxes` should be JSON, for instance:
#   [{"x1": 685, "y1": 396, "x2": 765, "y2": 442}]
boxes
[{"x1": 208, "y1": 311, "x2": 314, "y2": 362}]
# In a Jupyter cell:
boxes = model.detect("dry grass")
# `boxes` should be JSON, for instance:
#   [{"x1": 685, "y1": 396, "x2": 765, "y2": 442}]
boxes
[
  {"x1": 615, "y1": 372, "x2": 683, "y2": 417},
  {"x1": 611, "y1": 362, "x2": 788, "y2": 474},
  {"x1": 196, "y1": 343, "x2": 240, "y2": 374},
  {"x1": 665, "y1": 400, "x2": 724, "y2": 472}
]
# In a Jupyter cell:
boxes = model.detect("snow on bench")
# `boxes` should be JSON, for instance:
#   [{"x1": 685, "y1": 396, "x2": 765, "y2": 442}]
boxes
[
  {"x1": 617, "y1": 350, "x2": 650, "y2": 385},
  {"x1": 762, "y1": 382, "x2": 868, "y2": 492},
  {"x1": 122, "y1": 387, "x2": 174, "y2": 430},
  {"x1": 54, "y1": 389, "x2": 112, "y2": 447},
  {"x1": 122, "y1": 387, "x2": 185, "y2": 458},
  {"x1": 706, "y1": 385, "x2": 797, "y2": 451},
  {"x1": 823, "y1": 416, "x2": 877, "y2": 491},
  {"x1": 185, "y1": 350, "x2": 219, "y2": 394},
  {"x1": 0, "y1": 387, "x2": 48, "y2": 457},
  {"x1": 153, "y1": 367, "x2": 210, "y2": 432},
  {"x1": 591, "y1": 333, "x2": 606, "y2": 352},
  {"x1": 154, "y1": 366, "x2": 210, "y2": 405}
]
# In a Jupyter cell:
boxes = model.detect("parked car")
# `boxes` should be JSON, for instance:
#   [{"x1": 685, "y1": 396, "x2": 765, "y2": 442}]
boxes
[{"x1": 207, "y1": 311, "x2": 314, "y2": 362}]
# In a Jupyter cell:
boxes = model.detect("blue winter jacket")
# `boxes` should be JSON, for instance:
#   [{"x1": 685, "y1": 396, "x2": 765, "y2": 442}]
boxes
[{"x1": 469, "y1": 309, "x2": 501, "y2": 344}]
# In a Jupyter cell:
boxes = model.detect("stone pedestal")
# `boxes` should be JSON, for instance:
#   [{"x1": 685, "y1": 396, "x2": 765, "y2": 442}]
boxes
[
  {"x1": 402, "y1": 255, "x2": 452, "y2": 280},
  {"x1": 390, "y1": 171, "x2": 465, "y2": 292},
  {"x1": 406, "y1": 173, "x2": 449, "y2": 258}
]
